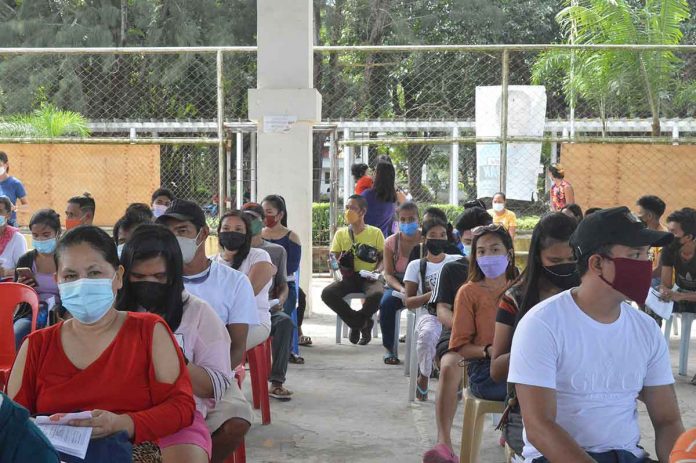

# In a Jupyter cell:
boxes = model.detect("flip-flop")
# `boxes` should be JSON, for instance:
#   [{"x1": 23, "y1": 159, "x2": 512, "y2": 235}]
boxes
[
  {"x1": 299, "y1": 335, "x2": 313, "y2": 346},
  {"x1": 289, "y1": 353, "x2": 305, "y2": 364},
  {"x1": 383, "y1": 353, "x2": 400, "y2": 365},
  {"x1": 416, "y1": 384, "x2": 429, "y2": 401},
  {"x1": 422, "y1": 443, "x2": 458, "y2": 463}
]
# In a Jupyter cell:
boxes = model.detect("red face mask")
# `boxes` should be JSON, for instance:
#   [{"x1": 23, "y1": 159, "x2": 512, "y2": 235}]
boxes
[
  {"x1": 598, "y1": 256, "x2": 653, "y2": 304},
  {"x1": 264, "y1": 215, "x2": 279, "y2": 228}
]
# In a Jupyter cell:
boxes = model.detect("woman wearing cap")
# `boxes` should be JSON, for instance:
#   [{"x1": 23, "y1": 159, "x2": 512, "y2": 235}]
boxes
[
  {"x1": 216, "y1": 210, "x2": 276, "y2": 351},
  {"x1": 549, "y1": 164, "x2": 574, "y2": 212},
  {"x1": 262, "y1": 195, "x2": 307, "y2": 344}
]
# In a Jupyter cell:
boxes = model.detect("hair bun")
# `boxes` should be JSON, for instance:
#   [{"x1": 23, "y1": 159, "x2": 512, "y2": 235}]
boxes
[{"x1": 82, "y1": 192, "x2": 92, "y2": 198}]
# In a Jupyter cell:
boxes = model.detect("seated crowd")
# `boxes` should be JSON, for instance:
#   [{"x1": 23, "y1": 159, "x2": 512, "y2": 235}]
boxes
[{"x1": 0, "y1": 151, "x2": 693, "y2": 463}]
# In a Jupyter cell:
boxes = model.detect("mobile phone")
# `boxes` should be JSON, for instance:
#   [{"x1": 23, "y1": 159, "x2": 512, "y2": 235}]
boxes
[{"x1": 16, "y1": 267, "x2": 34, "y2": 281}]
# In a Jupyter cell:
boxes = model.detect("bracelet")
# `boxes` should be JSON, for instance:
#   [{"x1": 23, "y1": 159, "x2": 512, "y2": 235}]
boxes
[{"x1": 483, "y1": 344, "x2": 492, "y2": 360}]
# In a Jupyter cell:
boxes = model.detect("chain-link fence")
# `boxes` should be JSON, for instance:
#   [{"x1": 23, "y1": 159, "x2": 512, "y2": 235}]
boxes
[{"x1": 1, "y1": 45, "x2": 695, "y2": 237}]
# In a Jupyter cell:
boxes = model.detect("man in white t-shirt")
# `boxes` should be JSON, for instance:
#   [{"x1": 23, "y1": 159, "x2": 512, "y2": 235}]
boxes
[
  {"x1": 157, "y1": 199, "x2": 258, "y2": 462},
  {"x1": 509, "y1": 206, "x2": 683, "y2": 463}
]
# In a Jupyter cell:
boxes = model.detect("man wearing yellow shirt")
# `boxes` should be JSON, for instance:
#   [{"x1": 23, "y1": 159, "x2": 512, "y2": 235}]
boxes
[
  {"x1": 321, "y1": 195, "x2": 385, "y2": 345},
  {"x1": 488, "y1": 192, "x2": 517, "y2": 239}
]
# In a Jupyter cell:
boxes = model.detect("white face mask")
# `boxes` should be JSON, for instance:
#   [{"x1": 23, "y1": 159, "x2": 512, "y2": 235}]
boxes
[
  {"x1": 152, "y1": 204, "x2": 168, "y2": 218},
  {"x1": 0, "y1": 166, "x2": 6, "y2": 176},
  {"x1": 492, "y1": 203, "x2": 505, "y2": 213},
  {"x1": 177, "y1": 230, "x2": 202, "y2": 264}
]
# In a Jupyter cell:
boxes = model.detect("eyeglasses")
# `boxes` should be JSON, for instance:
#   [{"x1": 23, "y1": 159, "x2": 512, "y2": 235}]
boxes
[{"x1": 471, "y1": 224, "x2": 504, "y2": 236}]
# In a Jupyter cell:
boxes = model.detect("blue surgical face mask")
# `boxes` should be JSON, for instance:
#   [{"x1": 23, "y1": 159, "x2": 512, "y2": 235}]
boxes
[
  {"x1": 58, "y1": 276, "x2": 116, "y2": 325},
  {"x1": 0, "y1": 216, "x2": 6, "y2": 227},
  {"x1": 117, "y1": 243, "x2": 125, "y2": 258},
  {"x1": 462, "y1": 244, "x2": 472, "y2": 257},
  {"x1": 399, "y1": 221, "x2": 419, "y2": 237},
  {"x1": 34, "y1": 237, "x2": 57, "y2": 255}
]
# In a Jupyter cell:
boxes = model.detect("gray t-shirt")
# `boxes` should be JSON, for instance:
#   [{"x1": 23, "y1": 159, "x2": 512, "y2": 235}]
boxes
[{"x1": 256, "y1": 240, "x2": 287, "y2": 294}]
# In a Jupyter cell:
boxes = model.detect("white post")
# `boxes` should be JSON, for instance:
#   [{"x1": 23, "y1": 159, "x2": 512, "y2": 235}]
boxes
[
  {"x1": 249, "y1": 0, "x2": 321, "y2": 306},
  {"x1": 236, "y1": 131, "x2": 243, "y2": 209},
  {"x1": 672, "y1": 125, "x2": 679, "y2": 146},
  {"x1": 343, "y1": 128, "x2": 352, "y2": 207},
  {"x1": 250, "y1": 132, "x2": 257, "y2": 202},
  {"x1": 449, "y1": 126, "x2": 459, "y2": 206},
  {"x1": 360, "y1": 144, "x2": 368, "y2": 163}
]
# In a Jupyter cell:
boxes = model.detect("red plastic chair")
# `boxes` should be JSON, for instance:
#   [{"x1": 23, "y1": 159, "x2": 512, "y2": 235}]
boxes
[
  {"x1": 224, "y1": 369, "x2": 248, "y2": 463},
  {"x1": 247, "y1": 338, "x2": 271, "y2": 425},
  {"x1": 0, "y1": 282, "x2": 39, "y2": 388}
]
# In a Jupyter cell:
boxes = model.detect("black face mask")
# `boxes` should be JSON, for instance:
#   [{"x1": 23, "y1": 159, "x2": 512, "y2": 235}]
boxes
[
  {"x1": 425, "y1": 239, "x2": 449, "y2": 256},
  {"x1": 131, "y1": 281, "x2": 169, "y2": 311},
  {"x1": 219, "y1": 231, "x2": 246, "y2": 251},
  {"x1": 542, "y1": 263, "x2": 580, "y2": 290}
]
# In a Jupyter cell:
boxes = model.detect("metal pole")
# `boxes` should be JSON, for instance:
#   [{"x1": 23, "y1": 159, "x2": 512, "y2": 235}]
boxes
[
  {"x1": 226, "y1": 140, "x2": 232, "y2": 209},
  {"x1": 216, "y1": 50, "x2": 225, "y2": 220},
  {"x1": 329, "y1": 129, "x2": 338, "y2": 244},
  {"x1": 343, "y1": 128, "x2": 352, "y2": 207},
  {"x1": 236, "y1": 131, "x2": 243, "y2": 209},
  {"x1": 449, "y1": 126, "x2": 459, "y2": 206},
  {"x1": 250, "y1": 132, "x2": 257, "y2": 202},
  {"x1": 499, "y1": 49, "x2": 509, "y2": 194}
]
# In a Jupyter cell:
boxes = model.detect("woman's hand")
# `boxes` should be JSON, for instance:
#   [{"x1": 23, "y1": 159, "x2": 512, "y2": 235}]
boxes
[
  {"x1": 17, "y1": 275, "x2": 37, "y2": 287},
  {"x1": 69, "y1": 410, "x2": 134, "y2": 439}
]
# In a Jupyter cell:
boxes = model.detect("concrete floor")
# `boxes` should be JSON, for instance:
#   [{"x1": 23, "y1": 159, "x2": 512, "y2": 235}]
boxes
[{"x1": 243, "y1": 277, "x2": 696, "y2": 463}]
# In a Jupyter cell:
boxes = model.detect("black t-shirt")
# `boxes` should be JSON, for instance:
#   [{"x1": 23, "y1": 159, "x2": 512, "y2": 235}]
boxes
[
  {"x1": 427, "y1": 257, "x2": 469, "y2": 316},
  {"x1": 661, "y1": 245, "x2": 696, "y2": 292}
]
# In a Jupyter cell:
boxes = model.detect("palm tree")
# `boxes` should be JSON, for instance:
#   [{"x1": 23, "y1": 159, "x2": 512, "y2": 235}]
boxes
[
  {"x1": 532, "y1": 0, "x2": 691, "y2": 136},
  {"x1": 0, "y1": 104, "x2": 91, "y2": 137}
]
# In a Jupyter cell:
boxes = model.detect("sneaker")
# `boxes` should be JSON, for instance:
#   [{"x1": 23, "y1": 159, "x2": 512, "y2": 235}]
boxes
[
  {"x1": 422, "y1": 443, "x2": 458, "y2": 463},
  {"x1": 349, "y1": 326, "x2": 361, "y2": 344},
  {"x1": 358, "y1": 318, "x2": 374, "y2": 345}
]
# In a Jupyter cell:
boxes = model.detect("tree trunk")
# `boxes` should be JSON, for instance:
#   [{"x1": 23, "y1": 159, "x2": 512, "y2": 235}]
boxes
[
  {"x1": 638, "y1": 53, "x2": 661, "y2": 136},
  {"x1": 406, "y1": 138, "x2": 433, "y2": 202}
]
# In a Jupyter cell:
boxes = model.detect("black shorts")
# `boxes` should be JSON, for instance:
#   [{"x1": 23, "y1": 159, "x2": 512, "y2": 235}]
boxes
[{"x1": 435, "y1": 327, "x2": 452, "y2": 361}]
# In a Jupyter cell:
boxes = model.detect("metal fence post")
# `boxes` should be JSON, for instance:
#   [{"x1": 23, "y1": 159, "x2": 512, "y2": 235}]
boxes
[
  {"x1": 499, "y1": 48, "x2": 510, "y2": 194},
  {"x1": 450, "y1": 126, "x2": 459, "y2": 206},
  {"x1": 250, "y1": 131, "x2": 257, "y2": 202},
  {"x1": 329, "y1": 128, "x2": 338, "y2": 244},
  {"x1": 343, "y1": 128, "x2": 352, "y2": 207},
  {"x1": 236, "y1": 131, "x2": 243, "y2": 209},
  {"x1": 216, "y1": 50, "x2": 225, "y2": 220}
]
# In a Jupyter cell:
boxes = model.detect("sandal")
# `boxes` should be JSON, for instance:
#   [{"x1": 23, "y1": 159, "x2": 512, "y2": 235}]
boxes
[
  {"x1": 269, "y1": 385, "x2": 293, "y2": 400},
  {"x1": 299, "y1": 335, "x2": 313, "y2": 346},
  {"x1": 289, "y1": 353, "x2": 305, "y2": 364},
  {"x1": 416, "y1": 384, "x2": 429, "y2": 401},
  {"x1": 383, "y1": 353, "x2": 400, "y2": 365}
]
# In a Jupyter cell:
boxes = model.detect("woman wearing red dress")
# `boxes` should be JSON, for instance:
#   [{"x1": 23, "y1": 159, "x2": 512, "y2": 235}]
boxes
[{"x1": 7, "y1": 226, "x2": 195, "y2": 462}]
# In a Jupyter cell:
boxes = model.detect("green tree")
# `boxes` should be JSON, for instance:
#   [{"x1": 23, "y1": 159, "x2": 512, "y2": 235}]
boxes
[{"x1": 532, "y1": 0, "x2": 691, "y2": 136}]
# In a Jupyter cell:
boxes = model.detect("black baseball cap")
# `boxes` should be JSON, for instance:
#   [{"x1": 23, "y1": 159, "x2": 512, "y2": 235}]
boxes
[
  {"x1": 569, "y1": 206, "x2": 673, "y2": 259},
  {"x1": 155, "y1": 199, "x2": 207, "y2": 229}
]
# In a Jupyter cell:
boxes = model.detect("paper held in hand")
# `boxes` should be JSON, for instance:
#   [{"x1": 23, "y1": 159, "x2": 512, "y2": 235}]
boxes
[
  {"x1": 36, "y1": 412, "x2": 93, "y2": 460},
  {"x1": 645, "y1": 287, "x2": 674, "y2": 320}
]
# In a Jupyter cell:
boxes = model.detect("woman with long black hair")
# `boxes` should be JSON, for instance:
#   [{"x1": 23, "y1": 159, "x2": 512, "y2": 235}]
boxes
[
  {"x1": 361, "y1": 161, "x2": 398, "y2": 237},
  {"x1": 217, "y1": 210, "x2": 276, "y2": 351},
  {"x1": 489, "y1": 213, "x2": 579, "y2": 457}
]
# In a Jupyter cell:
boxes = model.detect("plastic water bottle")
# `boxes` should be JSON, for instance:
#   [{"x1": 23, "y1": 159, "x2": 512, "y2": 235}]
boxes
[{"x1": 329, "y1": 254, "x2": 340, "y2": 271}]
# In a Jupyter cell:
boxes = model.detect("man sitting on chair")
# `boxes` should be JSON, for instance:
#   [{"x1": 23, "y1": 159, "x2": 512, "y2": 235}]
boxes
[{"x1": 321, "y1": 194, "x2": 385, "y2": 345}]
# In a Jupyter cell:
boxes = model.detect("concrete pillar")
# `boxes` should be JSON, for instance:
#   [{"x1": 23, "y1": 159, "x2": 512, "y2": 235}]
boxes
[{"x1": 249, "y1": 0, "x2": 321, "y2": 308}]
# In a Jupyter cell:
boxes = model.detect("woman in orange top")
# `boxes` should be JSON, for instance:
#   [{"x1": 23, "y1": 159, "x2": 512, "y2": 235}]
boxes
[
  {"x1": 352, "y1": 163, "x2": 373, "y2": 194},
  {"x1": 7, "y1": 226, "x2": 196, "y2": 461},
  {"x1": 449, "y1": 224, "x2": 516, "y2": 401}
]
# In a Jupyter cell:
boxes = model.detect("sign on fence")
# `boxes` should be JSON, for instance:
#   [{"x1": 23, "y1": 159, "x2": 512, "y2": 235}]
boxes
[{"x1": 475, "y1": 86, "x2": 547, "y2": 201}]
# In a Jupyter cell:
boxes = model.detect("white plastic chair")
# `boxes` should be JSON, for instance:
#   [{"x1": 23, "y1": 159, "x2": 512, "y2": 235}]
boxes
[{"x1": 664, "y1": 312, "x2": 695, "y2": 376}]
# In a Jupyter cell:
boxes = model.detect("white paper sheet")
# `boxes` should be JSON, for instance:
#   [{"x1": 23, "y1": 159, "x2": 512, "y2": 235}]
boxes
[
  {"x1": 645, "y1": 287, "x2": 674, "y2": 320},
  {"x1": 35, "y1": 411, "x2": 93, "y2": 425},
  {"x1": 36, "y1": 423, "x2": 92, "y2": 460}
]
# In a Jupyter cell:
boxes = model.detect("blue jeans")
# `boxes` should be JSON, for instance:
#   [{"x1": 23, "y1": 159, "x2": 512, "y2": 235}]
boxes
[
  {"x1": 468, "y1": 359, "x2": 506, "y2": 401},
  {"x1": 533, "y1": 449, "x2": 648, "y2": 463},
  {"x1": 14, "y1": 317, "x2": 32, "y2": 350},
  {"x1": 283, "y1": 281, "x2": 297, "y2": 316},
  {"x1": 379, "y1": 288, "x2": 404, "y2": 354}
]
